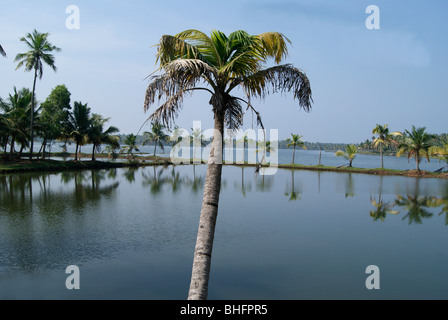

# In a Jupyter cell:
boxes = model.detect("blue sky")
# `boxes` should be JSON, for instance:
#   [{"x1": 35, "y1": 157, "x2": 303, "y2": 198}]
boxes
[{"x1": 1, "y1": 0, "x2": 447, "y2": 143}]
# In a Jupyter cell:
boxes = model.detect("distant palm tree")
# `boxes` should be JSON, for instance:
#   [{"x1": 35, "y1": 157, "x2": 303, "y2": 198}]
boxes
[
  {"x1": 121, "y1": 133, "x2": 140, "y2": 156},
  {"x1": 396, "y1": 126, "x2": 435, "y2": 171},
  {"x1": 190, "y1": 127, "x2": 206, "y2": 162},
  {"x1": 143, "y1": 29, "x2": 312, "y2": 300},
  {"x1": 14, "y1": 30, "x2": 61, "y2": 159},
  {"x1": 169, "y1": 125, "x2": 184, "y2": 147},
  {"x1": 68, "y1": 101, "x2": 92, "y2": 161},
  {"x1": 0, "y1": 87, "x2": 33, "y2": 158},
  {"x1": 335, "y1": 144, "x2": 359, "y2": 167},
  {"x1": 286, "y1": 133, "x2": 307, "y2": 164},
  {"x1": 0, "y1": 44, "x2": 6, "y2": 57},
  {"x1": 89, "y1": 114, "x2": 120, "y2": 161},
  {"x1": 429, "y1": 137, "x2": 448, "y2": 172},
  {"x1": 143, "y1": 121, "x2": 169, "y2": 156},
  {"x1": 372, "y1": 124, "x2": 401, "y2": 168},
  {"x1": 256, "y1": 140, "x2": 274, "y2": 154}
]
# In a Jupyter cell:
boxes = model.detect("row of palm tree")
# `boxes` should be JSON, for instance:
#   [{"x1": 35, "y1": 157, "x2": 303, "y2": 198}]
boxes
[
  {"x1": 1, "y1": 30, "x2": 122, "y2": 161},
  {"x1": 283, "y1": 124, "x2": 446, "y2": 172},
  {"x1": 0, "y1": 85, "x2": 120, "y2": 161},
  {"x1": 333, "y1": 124, "x2": 446, "y2": 171}
]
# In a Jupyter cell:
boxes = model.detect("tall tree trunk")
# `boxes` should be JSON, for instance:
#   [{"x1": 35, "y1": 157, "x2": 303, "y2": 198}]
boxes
[
  {"x1": 380, "y1": 143, "x2": 383, "y2": 168},
  {"x1": 9, "y1": 137, "x2": 15, "y2": 158},
  {"x1": 29, "y1": 68, "x2": 38, "y2": 160},
  {"x1": 75, "y1": 143, "x2": 79, "y2": 162},
  {"x1": 41, "y1": 138, "x2": 47, "y2": 159},
  {"x1": 19, "y1": 145, "x2": 24, "y2": 158},
  {"x1": 92, "y1": 144, "x2": 96, "y2": 161},
  {"x1": 154, "y1": 141, "x2": 157, "y2": 156},
  {"x1": 292, "y1": 145, "x2": 296, "y2": 164},
  {"x1": 188, "y1": 111, "x2": 224, "y2": 300}
]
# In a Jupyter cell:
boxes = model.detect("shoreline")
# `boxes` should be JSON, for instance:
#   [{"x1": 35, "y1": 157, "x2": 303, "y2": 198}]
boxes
[{"x1": 0, "y1": 153, "x2": 447, "y2": 179}]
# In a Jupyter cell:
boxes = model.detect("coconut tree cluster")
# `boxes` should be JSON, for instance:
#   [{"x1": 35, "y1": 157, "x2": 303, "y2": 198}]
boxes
[
  {"x1": 0, "y1": 30, "x2": 119, "y2": 161},
  {"x1": 336, "y1": 124, "x2": 446, "y2": 171},
  {"x1": 1, "y1": 84, "x2": 120, "y2": 161}
]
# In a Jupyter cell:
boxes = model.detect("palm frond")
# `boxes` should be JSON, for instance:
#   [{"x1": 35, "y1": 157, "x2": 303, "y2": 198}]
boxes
[
  {"x1": 256, "y1": 32, "x2": 291, "y2": 64},
  {"x1": 0, "y1": 45, "x2": 6, "y2": 57},
  {"x1": 241, "y1": 64, "x2": 313, "y2": 111}
]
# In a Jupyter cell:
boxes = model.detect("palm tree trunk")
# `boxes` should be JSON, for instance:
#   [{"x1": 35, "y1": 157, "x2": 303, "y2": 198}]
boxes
[
  {"x1": 29, "y1": 68, "x2": 38, "y2": 160},
  {"x1": 9, "y1": 137, "x2": 15, "y2": 158},
  {"x1": 154, "y1": 140, "x2": 157, "y2": 156},
  {"x1": 75, "y1": 143, "x2": 79, "y2": 161},
  {"x1": 380, "y1": 144, "x2": 384, "y2": 168},
  {"x1": 41, "y1": 138, "x2": 47, "y2": 159},
  {"x1": 92, "y1": 144, "x2": 96, "y2": 161},
  {"x1": 416, "y1": 156, "x2": 420, "y2": 171},
  {"x1": 188, "y1": 111, "x2": 224, "y2": 300},
  {"x1": 292, "y1": 145, "x2": 296, "y2": 164},
  {"x1": 19, "y1": 145, "x2": 24, "y2": 158}
]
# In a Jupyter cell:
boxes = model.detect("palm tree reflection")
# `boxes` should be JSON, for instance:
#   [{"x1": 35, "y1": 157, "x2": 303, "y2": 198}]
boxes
[
  {"x1": 285, "y1": 170, "x2": 301, "y2": 201},
  {"x1": 394, "y1": 195, "x2": 435, "y2": 225},
  {"x1": 370, "y1": 195, "x2": 398, "y2": 222}
]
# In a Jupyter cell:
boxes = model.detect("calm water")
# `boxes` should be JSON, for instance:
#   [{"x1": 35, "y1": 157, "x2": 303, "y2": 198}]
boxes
[
  {"x1": 50, "y1": 143, "x2": 445, "y2": 172},
  {"x1": 0, "y1": 165, "x2": 447, "y2": 299}
]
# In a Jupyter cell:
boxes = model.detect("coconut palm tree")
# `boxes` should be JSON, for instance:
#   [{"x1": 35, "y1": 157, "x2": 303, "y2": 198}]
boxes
[
  {"x1": 396, "y1": 126, "x2": 435, "y2": 171},
  {"x1": 143, "y1": 121, "x2": 169, "y2": 156},
  {"x1": 120, "y1": 133, "x2": 140, "y2": 157},
  {"x1": 68, "y1": 101, "x2": 92, "y2": 161},
  {"x1": 0, "y1": 87, "x2": 33, "y2": 159},
  {"x1": 169, "y1": 125, "x2": 184, "y2": 148},
  {"x1": 286, "y1": 133, "x2": 307, "y2": 164},
  {"x1": 429, "y1": 137, "x2": 448, "y2": 172},
  {"x1": 190, "y1": 127, "x2": 206, "y2": 163},
  {"x1": 143, "y1": 29, "x2": 312, "y2": 300},
  {"x1": 372, "y1": 124, "x2": 401, "y2": 168},
  {"x1": 14, "y1": 30, "x2": 61, "y2": 159},
  {"x1": 89, "y1": 114, "x2": 120, "y2": 161},
  {"x1": 335, "y1": 144, "x2": 359, "y2": 167}
]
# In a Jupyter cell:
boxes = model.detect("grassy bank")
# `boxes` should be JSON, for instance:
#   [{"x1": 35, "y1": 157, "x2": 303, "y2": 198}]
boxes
[
  {"x1": 229, "y1": 162, "x2": 448, "y2": 179},
  {"x1": 1, "y1": 155, "x2": 447, "y2": 179},
  {"x1": 0, "y1": 156, "x2": 171, "y2": 174}
]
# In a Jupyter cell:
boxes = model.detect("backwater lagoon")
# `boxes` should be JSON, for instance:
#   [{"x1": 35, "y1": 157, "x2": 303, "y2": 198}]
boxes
[{"x1": 1, "y1": 160, "x2": 447, "y2": 299}]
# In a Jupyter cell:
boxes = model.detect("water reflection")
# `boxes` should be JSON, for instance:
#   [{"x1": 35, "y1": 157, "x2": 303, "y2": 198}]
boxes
[
  {"x1": 284, "y1": 170, "x2": 302, "y2": 201},
  {"x1": 370, "y1": 195, "x2": 399, "y2": 222},
  {"x1": 234, "y1": 167, "x2": 252, "y2": 197},
  {"x1": 0, "y1": 170, "x2": 120, "y2": 273},
  {"x1": 1, "y1": 165, "x2": 448, "y2": 299},
  {"x1": 369, "y1": 176, "x2": 448, "y2": 225}
]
